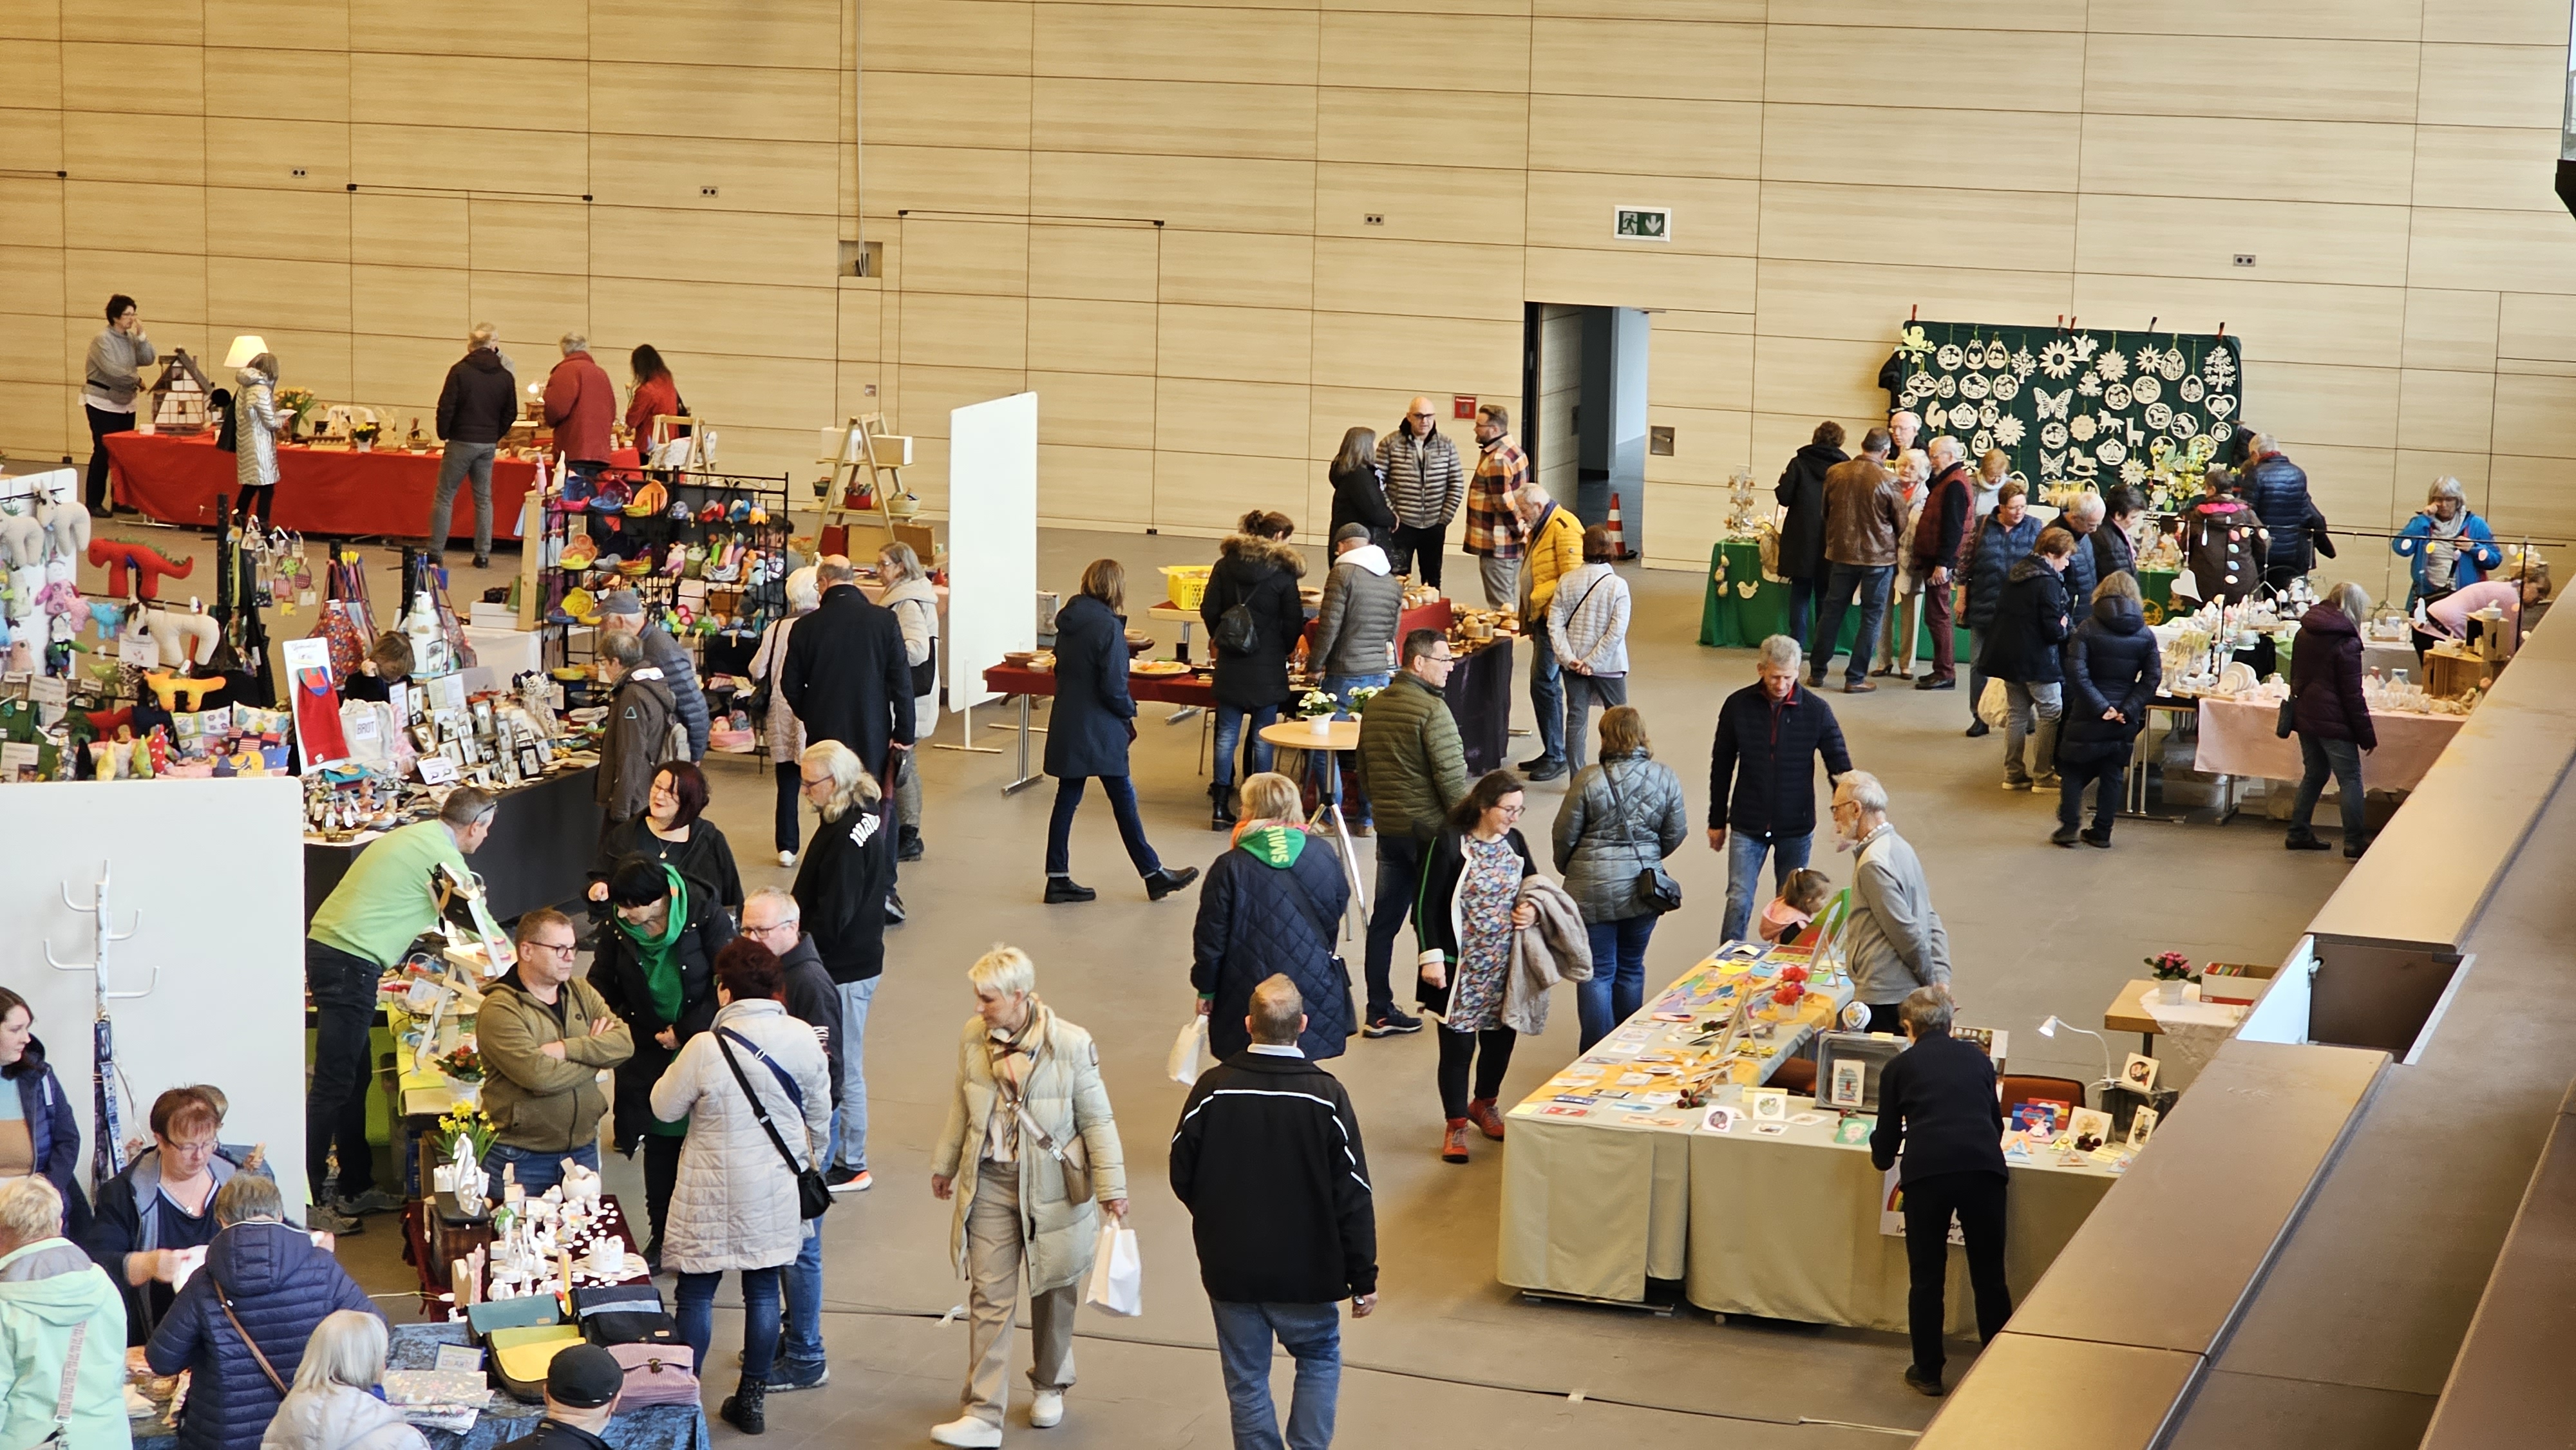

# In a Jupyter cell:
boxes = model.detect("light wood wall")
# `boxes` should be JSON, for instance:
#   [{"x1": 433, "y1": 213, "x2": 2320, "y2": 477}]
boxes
[{"x1": 7, "y1": 0, "x2": 2575, "y2": 579}]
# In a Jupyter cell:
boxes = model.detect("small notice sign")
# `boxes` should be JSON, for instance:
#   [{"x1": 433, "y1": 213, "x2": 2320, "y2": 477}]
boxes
[{"x1": 1613, "y1": 206, "x2": 1672, "y2": 242}]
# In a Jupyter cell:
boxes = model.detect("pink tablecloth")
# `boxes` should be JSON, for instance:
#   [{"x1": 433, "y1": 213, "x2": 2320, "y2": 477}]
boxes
[{"x1": 2193, "y1": 697, "x2": 2465, "y2": 792}]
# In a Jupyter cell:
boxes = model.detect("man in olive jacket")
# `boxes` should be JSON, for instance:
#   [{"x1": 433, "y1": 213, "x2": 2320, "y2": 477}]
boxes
[
  {"x1": 1352, "y1": 630, "x2": 1469, "y2": 1037},
  {"x1": 478, "y1": 909, "x2": 633, "y2": 1193}
]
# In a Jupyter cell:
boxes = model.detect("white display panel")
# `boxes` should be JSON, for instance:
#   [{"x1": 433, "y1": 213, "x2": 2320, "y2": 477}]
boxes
[
  {"x1": 945, "y1": 391, "x2": 1039, "y2": 713},
  {"x1": 0, "y1": 777, "x2": 312, "y2": 1209}
]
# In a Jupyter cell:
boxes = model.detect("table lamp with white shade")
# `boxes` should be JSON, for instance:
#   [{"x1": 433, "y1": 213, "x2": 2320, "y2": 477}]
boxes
[
  {"x1": 2036, "y1": 1014, "x2": 2116, "y2": 1102},
  {"x1": 223, "y1": 334, "x2": 269, "y2": 369}
]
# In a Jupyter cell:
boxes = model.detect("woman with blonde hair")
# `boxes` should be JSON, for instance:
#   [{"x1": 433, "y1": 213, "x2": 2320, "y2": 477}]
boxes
[
  {"x1": 232, "y1": 351, "x2": 282, "y2": 527},
  {"x1": 1041, "y1": 560, "x2": 1197, "y2": 904},
  {"x1": 928, "y1": 947, "x2": 1126, "y2": 1448},
  {"x1": 791, "y1": 739, "x2": 896, "y2": 1192},
  {"x1": 1190, "y1": 772, "x2": 1355, "y2": 1060},
  {"x1": 1328, "y1": 426, "x2": 1394, "y2": 550},
  {"x1": 259, "y1": 1311, "x2": 424, "y2": 1450},
  {"x1": 751, "y1": 564, "x2": 822, "y2": 865}
]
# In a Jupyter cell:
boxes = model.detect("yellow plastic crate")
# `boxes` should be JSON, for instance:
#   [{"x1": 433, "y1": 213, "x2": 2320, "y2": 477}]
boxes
[{"x1": 1160, "y1": 564, "x2": 1211, "y2": 609}]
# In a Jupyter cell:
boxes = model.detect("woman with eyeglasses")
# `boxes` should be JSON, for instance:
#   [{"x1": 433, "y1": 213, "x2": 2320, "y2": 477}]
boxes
[
  {"x1": 84, "y1": 1088, "x2": 260, "y2": 1343},
  {"x1": 1414, "y1": 769, "x2": 1540, "y2": 1164}
]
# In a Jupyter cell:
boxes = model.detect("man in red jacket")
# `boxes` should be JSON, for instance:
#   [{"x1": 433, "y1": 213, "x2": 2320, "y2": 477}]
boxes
[
  {"x1": 543, "y1": 332, "x2": 616, "y2": 493},
  {"x1": 1911, "y1": 437, "x2": 1976, "y2": 691}
]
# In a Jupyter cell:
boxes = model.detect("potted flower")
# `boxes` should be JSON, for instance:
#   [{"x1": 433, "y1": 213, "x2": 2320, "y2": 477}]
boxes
[
  {"x1": 1346, "y1": 684, "x2": 1383, "y2": 711},
  {"x1": 435, "y1": 1103, "x2": 497, "y2": 1167},
  {"x1": 350, "y1": 421, "x2": 380, "y2": 453},
  {"x1": 2146, "y1": 951, "x2": 2199, "y2": 1005},
  {"x1": 275, "y1": 386, "x2": 317, "y2": 440},
  {"x1": 1294, "y1": 687, "x2": 1340, "y2": 736},
  {"x1": 436, "y1": 1044, "x2": 487, "y2": 1104}
]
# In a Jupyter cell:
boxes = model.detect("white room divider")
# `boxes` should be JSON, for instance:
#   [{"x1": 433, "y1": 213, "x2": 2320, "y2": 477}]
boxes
[{"x1": 942, "y1": 391, "x2": 1039, "y2": 725}]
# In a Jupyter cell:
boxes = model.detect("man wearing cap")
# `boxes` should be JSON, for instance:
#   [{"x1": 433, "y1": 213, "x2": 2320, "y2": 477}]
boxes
[
  {"x1": 497, "y1": 1343, "x2": 623, "y2": 1450},
  {"x1": 597, "y1": 589, "x2": 709, "y2": 761}
]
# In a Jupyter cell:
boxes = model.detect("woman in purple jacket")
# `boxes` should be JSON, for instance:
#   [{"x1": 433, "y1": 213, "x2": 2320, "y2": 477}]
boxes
[{"x1": 2284, "y1": 581, "x2": 2378, "y2": 858}]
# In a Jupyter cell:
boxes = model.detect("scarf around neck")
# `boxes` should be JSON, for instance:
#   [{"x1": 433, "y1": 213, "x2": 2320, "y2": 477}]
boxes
[
  {"x1": 2425, "y1": 511, "x2": 2468, "y2": 589},
  {"x1": 614, "y1": 863, "x2": 690, "y2": 1024}
]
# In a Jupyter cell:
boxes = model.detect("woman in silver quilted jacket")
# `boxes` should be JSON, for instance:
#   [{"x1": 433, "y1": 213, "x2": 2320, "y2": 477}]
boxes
[
  {"x1": 649, "y1": 939, "x2": 831, "y2": 1436},
  {"x1": 1551, "y1": 706, "x2": 1690, "y2": 1052}
]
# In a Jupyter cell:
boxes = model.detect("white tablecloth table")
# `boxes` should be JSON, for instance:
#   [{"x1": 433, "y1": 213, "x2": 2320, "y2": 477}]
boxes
[{"x1": 2192, "y1": 695, "x2": 2464, "y2": 793}]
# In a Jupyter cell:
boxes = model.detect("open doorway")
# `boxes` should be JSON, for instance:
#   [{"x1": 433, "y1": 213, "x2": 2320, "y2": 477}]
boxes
[{"x1": 1523, "y1": 303, "x2": 1649, "y2": 558}]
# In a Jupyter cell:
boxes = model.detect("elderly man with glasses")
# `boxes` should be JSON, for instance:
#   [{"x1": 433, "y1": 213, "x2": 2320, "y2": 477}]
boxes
[
  {"x1": 301, "y1": 786, "x2": 497, "y2": 1234},
  {"x1": 477, "y1": 907, "x2": 634, "y2": 1196},
  {"x1": 1374, "y1": 397, "x2": 1466, "y2": 590},
  {"x1": 739, "y1": 887, "x2": 847, "y2": 1393}
]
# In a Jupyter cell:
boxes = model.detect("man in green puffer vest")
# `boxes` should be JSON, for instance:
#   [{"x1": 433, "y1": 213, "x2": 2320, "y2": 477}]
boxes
[{"x1": 1353, "y1": 628, "x2": 1470, "y2": 1039}]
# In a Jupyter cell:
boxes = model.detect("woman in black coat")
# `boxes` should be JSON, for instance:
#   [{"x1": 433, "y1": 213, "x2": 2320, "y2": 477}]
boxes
[
  {"x1": 589, "y1": 855, "x2": 734, "y2": 1265},
  {"x1": 1773, "y1": 421, "x2": 1847, "y2": 652},
  {"x1": 1200, "y1": 511, "x2": 1311, "y2": 829},
  {"x1": 1414, "y1": 771, "x2": 1540, "y2": 1164},
  {"x1": 588, "y1": 760, "x2": 743, "y2": 926},
  {"x1": 1044, "y1": 560, "x2": 1199, "y2": 905},
  {"x1": 1191, "y1": 773, "x2": 1355, "y2": 1060},
  {"x1": 2053, "y1": 574, "x2": 2157, "y2": 848},
  {"x1": 1327, "y1": 426, "x2": 1396, "y2": 551},
  {"x1": 1976, "y1": 530, "x2": 2075, "y2": 791},
  {"x1": 2285, "y1": 582, "x2": 2379, "y2": 858}
]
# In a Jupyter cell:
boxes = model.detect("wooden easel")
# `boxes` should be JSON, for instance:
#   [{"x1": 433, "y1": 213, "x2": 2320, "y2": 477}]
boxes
[{"x1": 818, "y1": 414, "x2": 915, "y2": 552}]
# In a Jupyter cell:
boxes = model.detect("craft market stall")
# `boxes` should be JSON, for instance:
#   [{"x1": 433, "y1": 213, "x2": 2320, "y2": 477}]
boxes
[
  {"x1": 1498, "y1": 939, "x2": 2127, "y2": 1331},
  {"x1": 101, "y1": 431, "x2": 582, "y2": 541}
]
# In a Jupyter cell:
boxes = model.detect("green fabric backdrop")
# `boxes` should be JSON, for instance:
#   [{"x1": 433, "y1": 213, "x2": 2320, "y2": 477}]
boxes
[{"x1": 1885, "y1": 323, "x2": 2244, "y2": 492}]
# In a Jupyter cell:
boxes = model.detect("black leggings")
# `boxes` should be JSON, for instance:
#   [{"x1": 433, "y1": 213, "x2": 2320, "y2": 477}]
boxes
[
  {"x1": 774, "y1": 760, "x2": 802, "y2": 852},
  {"x1": 1436, "y1": 1025, "x2": 1516, "y2": 1120},
  {"x1": 643, "y1": 1134, "x2": 682, "y2": 1253},
  {"x1": 234, "y1": 483, "x2": 274, "y2": 526}
]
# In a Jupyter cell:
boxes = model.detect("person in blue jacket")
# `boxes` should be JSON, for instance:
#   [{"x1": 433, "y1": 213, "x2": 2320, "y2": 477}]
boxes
[
  {"x1": 1191, "y1": 773, "x2": 1354, "y2": 1062},
  {"x1": 2391, "y1": 476, "x2": 2503, "y2": 615},
  {"x1": 1960, "y1": 482, "x2": 2041, "y2": 739},
  {"x1": 0, "y1": 989, "x2": 88, "y2": 1242},
  {"x1": 1042, "y1": 559, "x2": 1199, "y2": 906},
  {"x1": 146, "y1": 1174, "x2": 380, "y2": 1450}
]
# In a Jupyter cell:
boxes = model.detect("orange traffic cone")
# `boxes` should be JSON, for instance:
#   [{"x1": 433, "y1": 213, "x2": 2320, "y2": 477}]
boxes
[{"x1": 1605, "y1": 492, "x2": 1632, "y2": 558}]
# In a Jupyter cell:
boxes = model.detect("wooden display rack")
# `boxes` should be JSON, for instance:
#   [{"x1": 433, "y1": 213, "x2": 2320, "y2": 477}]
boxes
[{"x1": 817, "y1": 414, "x2": 931, "y2": 558}]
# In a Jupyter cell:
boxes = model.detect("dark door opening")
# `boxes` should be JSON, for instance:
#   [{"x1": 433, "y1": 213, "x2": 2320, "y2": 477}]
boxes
[{"x1": 1523, "y1": 303, "x2": 1648, "y2": 558}]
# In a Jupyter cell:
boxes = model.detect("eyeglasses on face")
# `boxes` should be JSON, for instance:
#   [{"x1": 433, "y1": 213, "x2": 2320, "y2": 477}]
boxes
[
  {"x1": 523, "y1": 939, "x2": 579, "y2": 957},
  {"x1": 1409, "y1": 411, "x2": 1437, "y2": 419}
]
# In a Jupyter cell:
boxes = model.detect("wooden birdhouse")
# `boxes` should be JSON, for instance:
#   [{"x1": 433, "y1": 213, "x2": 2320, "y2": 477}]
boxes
[{"x1": 148, "y1": 349, "x2": 213, "y2": 435}]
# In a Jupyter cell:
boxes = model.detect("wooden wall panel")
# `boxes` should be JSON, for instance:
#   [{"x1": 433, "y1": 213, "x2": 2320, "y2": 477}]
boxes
[
  {"x1": 2401, "y1": 289, "x2": 2503, "y2": 371},
  {"x1": 0, "y1": 249, "x2": 66, "y2": 318},
  {"x1": 1029, "y1": 224, "x2": 1160, "y2": 303},
  {"x1": 1155, "y1": 232, "x2": 1311, "y2": 310},
  {"x1": 1031, "y1": 78, "x2": 1316, "y2": 162},
  {"x1": 2417, "y1": 44, "x2": 2563, "y2": 128},
  {"x1": 1039, "y1": 5, "x2": 1321, "y2": 86},
  {"x1": 1317, "y1": 89, "x2": 1528, "y2": 171},
  {"x1": 1525, "y1": 95, "x2": 1757, "y2": 179}
]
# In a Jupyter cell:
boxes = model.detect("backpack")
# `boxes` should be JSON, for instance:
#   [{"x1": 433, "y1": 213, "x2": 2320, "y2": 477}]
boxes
[{"x1": 1212, "y1": 569, "x2": 1262, "y2": 656}]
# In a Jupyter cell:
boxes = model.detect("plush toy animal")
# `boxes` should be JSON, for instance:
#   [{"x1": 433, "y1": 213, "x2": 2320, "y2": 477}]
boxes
[
  {"x1": 143, "y1": 601, "x2": 220, "y2": 670},
  {"x1": 88, "y1": 538, "x2": 195, "y2": 601},
  {"x1": 0, "y1": 511, "x2": 42, "y2": 570},
  {"x1": 37, "y1": 499, "x2": 91, "y2": 562}
]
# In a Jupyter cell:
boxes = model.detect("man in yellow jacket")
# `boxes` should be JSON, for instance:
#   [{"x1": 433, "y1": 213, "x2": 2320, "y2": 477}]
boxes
[{"x1": 1515, "y1": 480, "x2": 1587, "y2": 781}]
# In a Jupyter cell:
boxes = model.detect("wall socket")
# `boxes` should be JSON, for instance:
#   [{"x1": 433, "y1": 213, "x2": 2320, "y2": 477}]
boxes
[
  {"x1": 701, "y1": 185, "x2": 719, "y2": 197},
  {"x1": 290, "y1": 167, "x2": 306, "y2": 178},
  {"x1": 2233, "y1": 254, "x2": 2256, "y2": 267},
  {"x1": 1363, "y1": 213, "x2": 1385, "y2": 226}
]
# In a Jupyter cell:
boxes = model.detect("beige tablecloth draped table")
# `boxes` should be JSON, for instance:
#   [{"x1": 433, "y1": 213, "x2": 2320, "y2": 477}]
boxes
[{"x1": 2193, "y1": 696, "x2": 2464, "y2": 792}]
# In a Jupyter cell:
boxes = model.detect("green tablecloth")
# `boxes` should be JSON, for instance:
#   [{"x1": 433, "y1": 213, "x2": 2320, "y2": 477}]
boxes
[
  {"x1": 1699, "y1": 540, "x2": 1970, "y2": 658},
  {"x1": 2141, "y1": 568, "x2": 2177, "y2": 619}
]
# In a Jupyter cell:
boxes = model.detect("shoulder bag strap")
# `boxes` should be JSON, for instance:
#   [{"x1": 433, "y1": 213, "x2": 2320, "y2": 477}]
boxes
[
  {"x1": 1276, "y1": 853, "x2": 1343, "y2": 950},
  {"x1": 715, "y1": 1031, "x2": 813, "y2": 1174},
  {"x1": 213, "y1": 1280, "x2": 290, "y2": 1396},
  {"x1": 719, "y1": 1027, "x2": 806, "y2": 1113},
  {"x1": 42, "y1": 1321, "x2": 84, "y2": 1444}
]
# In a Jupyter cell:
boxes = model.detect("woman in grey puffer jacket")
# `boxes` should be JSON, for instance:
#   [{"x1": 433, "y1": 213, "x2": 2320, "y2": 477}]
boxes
[
  {"x1": 1550, "y1": 706, "x2": 1689, "y2": 1051},
  {"x1": 233, "y1": 355, "x2": 283, "y2": 526}
]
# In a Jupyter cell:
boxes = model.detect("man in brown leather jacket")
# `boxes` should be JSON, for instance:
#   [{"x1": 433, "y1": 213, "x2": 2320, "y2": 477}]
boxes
[{"x1": 1809, "y1": 426, "x2": 1906, "y2": 693}]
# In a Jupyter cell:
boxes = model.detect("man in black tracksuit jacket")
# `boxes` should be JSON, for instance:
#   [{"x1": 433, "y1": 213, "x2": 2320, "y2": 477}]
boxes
[
  {"x1": 1708, "y1": 645, "x2": 1854, "y2": 945},
  {"x1": 1171, "y1": 976, "x2": 1378, "y2": 1447}
]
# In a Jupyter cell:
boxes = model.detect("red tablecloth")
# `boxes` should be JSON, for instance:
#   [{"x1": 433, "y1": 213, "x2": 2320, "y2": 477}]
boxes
[
  {"x1": 983, "y1": 663, "x2": 1215, "y2": 708},
  {"x1": 104, "y1": 431, "x2": 542, "y2": 540}
]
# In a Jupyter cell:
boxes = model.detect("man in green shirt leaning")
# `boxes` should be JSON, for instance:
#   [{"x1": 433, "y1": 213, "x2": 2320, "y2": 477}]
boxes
[{"x1": 303, "y1": 787, "x2": 497, "y2": 1233}]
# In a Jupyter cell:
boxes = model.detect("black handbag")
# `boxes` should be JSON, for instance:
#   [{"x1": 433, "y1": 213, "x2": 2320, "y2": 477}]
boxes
[
  {"x1": 715, "y1": 1028, "x2": 833, "y2": 1219},
  {"x1": 1602, "y1": 760, "x2": 1683, "y2": 914},
  {"x1": 571, "y1": 1283, "x2": 681, "y2": 1348}
]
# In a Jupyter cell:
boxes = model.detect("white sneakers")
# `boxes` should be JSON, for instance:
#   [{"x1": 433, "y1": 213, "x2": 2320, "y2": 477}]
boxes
[
  {"x1": 930, "y1": 1393, "x2": 1059, "y2": 1447},
  {"x1": 777, "y1": 850, "x2": 797, "y2": 867}
]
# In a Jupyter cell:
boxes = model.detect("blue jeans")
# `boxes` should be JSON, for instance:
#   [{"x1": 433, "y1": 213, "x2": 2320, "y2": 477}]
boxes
[
  {"x1": 677, "y1": 1264, "x2": 784, "y2": 1384},
  {"x1": 1212, "y1": 704, "x2": 1280, "y2": 789},
  {"x1": 1045, "y1": 775, "x2": 1162, "y2": 878},
  {"x1": 835, "y1": 978, "x2": 877, "y2": 1171},
  {"x1": 780, "y1": 1222, "x2": 825, "y2": 1370},
  {"x1": 1362, "y1": 831, "x2": 1424, "y2": 1019},
  {"x1": 1578, "y1": 916, "x2": 1658, "y2": 1052},
  {"x1": 1527, "y1": 627, "x2": 1565, "y2": 766},
  {"x1": 2289, "y1": 735, "x2": 2367, "y2": 851},
  {"x1": 1967, "y1": 626, "x2": 1990, "y2": 723},
  {"x1": 1721, "y1": 829, "x2": 1812, "y2": 943},
  {"x1": 1321, "y1": 673, "x2": 1390, "y2": 825},
  {"x1": 1810, "y1": 564, "x2": 1893, "y2": 686},
  {"x1": 1785, "y1": 576, "x2": 1822, "y2": 655},
  {"x1": 1210, "y1": 1300, "x2": 1341, "y2": 1450},
  {"x1": 481, "y1": 1140, "x2": 599, "y2": 1198}
]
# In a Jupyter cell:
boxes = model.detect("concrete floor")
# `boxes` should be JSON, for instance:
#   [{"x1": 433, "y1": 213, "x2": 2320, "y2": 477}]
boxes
[{"x1": 104, "y1": 515, "x2": 2352, "y2": 1447}]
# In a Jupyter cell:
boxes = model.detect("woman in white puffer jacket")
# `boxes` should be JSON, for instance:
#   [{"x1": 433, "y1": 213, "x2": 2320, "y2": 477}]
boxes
[
  {"x1": 750, "y1": 565, "x2": 820, "y2": 867},
  {"x1": 876, "y1": 540, "x2": 940, "y2": 861},
  {"x1": 260, "y1": 1312, "x2": 426, "y2": 1450},
  {"x1": 650, "y1": 940, "x2": 831, "y2": 1436}
]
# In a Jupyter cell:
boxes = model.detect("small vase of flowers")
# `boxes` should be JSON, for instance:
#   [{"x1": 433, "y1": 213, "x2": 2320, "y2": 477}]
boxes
[
  {"x1": 435, "y1": 1103, "x2": 497, "y2": 1165},
  {"x1": 1295, "y1": 688, "x2": 1339, "y2": 735},
  {"x1": 436, "y1": 1044, "x2": 487, "y2": 1104},
  {"x1": 350, "y1": 422, "x2": 379, "y2": 453},
  {"x1": 2146, "y1": 951, "x2": 2199, "y2": 1004},
  {"x1": 275, "y1": 386, "x2": 317, "y2": 440}
]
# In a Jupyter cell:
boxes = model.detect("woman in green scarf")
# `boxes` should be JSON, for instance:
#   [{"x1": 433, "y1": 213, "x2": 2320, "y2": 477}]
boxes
[{"x1": 593, "y1": 856, "x2": 735, "y2": 1267}]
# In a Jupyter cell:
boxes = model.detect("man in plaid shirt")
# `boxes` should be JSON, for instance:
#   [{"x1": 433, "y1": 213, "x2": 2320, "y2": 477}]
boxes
[{"x1": 1464, "y1": 404, "x2": 1528, "y2": 609}]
